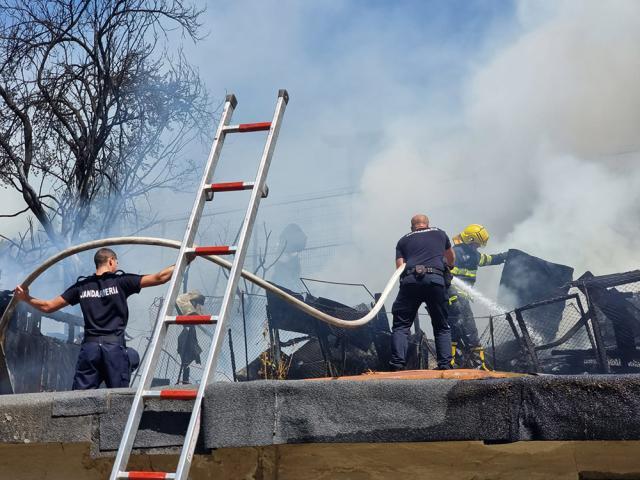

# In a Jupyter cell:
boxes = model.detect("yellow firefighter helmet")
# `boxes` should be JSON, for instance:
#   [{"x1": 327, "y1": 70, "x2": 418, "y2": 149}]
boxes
[{"x1": 459, "y1": 224, "x2": 490, "y2": 247}]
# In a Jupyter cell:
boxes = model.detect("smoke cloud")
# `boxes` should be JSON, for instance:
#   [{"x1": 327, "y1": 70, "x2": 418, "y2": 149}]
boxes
[
  {"x1": 3, "y1": 0, "x2": 640, "y2": 320},
  {"x1": 327, "y1": 0, "x2": 640, "y2": 298}
]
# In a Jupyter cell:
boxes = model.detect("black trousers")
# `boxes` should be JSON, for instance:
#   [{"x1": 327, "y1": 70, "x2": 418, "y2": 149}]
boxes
[
  {"x1": 391, "y1": 282, "x2": 452, "y2": 368},
  {"x1": 448, "y1": 293, "x2": 481, "y2": 348},
  {"x1": 72, "y1": 342, "x2": 131, "y2": 390}
]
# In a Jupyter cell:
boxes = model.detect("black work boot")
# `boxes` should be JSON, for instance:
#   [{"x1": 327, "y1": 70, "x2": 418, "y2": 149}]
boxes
[{"x1": 389, "y1": 362, "x2": 405, "y2": 372}]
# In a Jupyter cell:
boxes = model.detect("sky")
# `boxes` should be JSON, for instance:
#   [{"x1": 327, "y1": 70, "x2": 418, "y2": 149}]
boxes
[
  {"x1": 2, "y1": 0, "x2": 640, "y2": 317},
  {"x1": 193, "y1": 0, "x2": 640, "y2": 295}
]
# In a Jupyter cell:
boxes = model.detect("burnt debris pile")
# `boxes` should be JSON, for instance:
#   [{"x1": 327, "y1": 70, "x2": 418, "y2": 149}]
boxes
[
  {"x1": 0, "y1": 290, "x2": 83, "y2": 394},
  {"x1": 481, "y1": 269, "x2": 640, "y2": 374},
  {"x1": 264, "y1": 285, "x2": 432, "y2": 378}
]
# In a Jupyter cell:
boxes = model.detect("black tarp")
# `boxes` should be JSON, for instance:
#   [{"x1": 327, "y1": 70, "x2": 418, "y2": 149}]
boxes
[
  {"x1": 498, "y1": 249, "x2": 574, "y2": 308},
  {"x1": 497, "y1": 249, "x2": 574, "y2": 344}
]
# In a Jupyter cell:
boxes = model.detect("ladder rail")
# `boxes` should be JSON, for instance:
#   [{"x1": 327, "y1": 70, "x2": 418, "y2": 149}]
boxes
[
  {"x1": 173, "y1": 89, "x2": 289, "y2": 479},
  {"x1": 110, "y1": 95, "x2": 237, "y2": 480}
]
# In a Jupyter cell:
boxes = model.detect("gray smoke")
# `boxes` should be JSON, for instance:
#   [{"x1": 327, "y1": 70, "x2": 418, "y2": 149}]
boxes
[
  {"x1": 321, "y1": 0, "x2": 640, "y2": 298},
  {"x1": 4, "y1": 1, "x2": 640, "y2": 320}
]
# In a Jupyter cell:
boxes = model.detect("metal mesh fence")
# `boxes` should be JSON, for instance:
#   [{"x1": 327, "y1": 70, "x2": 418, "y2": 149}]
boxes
[
  {"x1": 138, "y1": 287, "x2": 399, "y2": 385},
  {"x1": 135, "y1": 270, "x2": 640, "y2": 382},
  {"x1": 480, "y1": 293, "x2": 598, "y2": 374},
  {"x1": 480, "y1": 271, "x2": 640, "y2": 374},
  {"x1": 479, "y1": 311, "x2": 523, "y2": 373},
  {"x1": 583, "y1": 273, "x2": 640, "y2": 372},
  {"x1": 139, "y1": 293, "x2": 270, "y2": 387}
]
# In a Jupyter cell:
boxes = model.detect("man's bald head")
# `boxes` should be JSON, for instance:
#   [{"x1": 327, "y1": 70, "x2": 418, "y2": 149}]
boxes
[{"x1": 411, "y1": 214, "x2": 429, "y2": 231}]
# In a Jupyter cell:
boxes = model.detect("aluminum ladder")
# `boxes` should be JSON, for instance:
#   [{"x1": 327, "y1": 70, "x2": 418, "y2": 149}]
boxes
[{"x1": 110, "y1": 89, "x2": 289, "y2": 480}]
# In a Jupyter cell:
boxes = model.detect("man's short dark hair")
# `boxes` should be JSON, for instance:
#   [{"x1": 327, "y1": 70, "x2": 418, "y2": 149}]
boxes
[{"x1": 94, "y1": 248, "x2": 117, "y2": 268}]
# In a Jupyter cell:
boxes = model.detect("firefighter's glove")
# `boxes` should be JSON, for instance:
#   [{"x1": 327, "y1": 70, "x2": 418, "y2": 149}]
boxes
[{"x1": 493, "y1": 252, "x2": 508, "y2": 265}]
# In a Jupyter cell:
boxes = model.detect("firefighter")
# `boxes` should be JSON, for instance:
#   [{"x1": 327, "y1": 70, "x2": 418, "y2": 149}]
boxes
[
  {"x1": 449, "y1": 224, "x2": 507, "y2": 369},
  {"x1": 391, "y1": 214, "x2": 456, "y2": 370},
  {"x1": 13, "y1": 248, "x2": 189, "y2": 389}
]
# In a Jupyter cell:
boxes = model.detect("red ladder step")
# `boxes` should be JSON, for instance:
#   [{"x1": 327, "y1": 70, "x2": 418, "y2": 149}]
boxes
[
  {"x1": 204, "y1": 182, "x2": 268, "y2": 200},
  {"x1": 122, "y1": 472, "x2": 173, "y2": 480},
  {"x1": 167, "y1": 315, "x2": 217, "y2": 325},
  {"x1": 210, "y1": 181, "x2": 254, "y2": 192},
  {"x1": 192, "y1": 246, "x2": 236, "y2": 256},
  {"x1": 143, "y1": 389, "x2": 198, "y2": 400},
  {"x1": 223, "y1": 122, "x2": 271, "y2": 133}
]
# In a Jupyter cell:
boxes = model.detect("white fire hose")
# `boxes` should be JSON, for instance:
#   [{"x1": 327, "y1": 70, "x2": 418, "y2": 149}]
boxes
[{"x1": 0, "y1": 236, "x2": 404, "y2": 344}]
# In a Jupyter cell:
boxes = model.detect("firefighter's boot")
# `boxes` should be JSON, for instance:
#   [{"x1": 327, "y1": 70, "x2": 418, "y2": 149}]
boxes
[
  {"x1": 450, "y1": 342, "x2": 458, "y2": 368},
  {"x1": 472, "y1": 346, "x2": 490, "y2": 371}
]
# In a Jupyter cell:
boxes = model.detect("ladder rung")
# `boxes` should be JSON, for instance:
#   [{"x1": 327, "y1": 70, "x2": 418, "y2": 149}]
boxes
[
  {"x1": 192, "y1": 246, "x2": 236, "y2": 256},
  {"x1": 167, "y1": 315, "x2": 217, "y2": 325},
  {"x1": 204, "y1": 182, "x2": 268, "y2": 199},
  {"x1": 210, "y1": 181, "x2": 254, "y2": 192},
  {"x1": 223, "y1": 122, "x2": 271, "y2": 133},
  {"x1": 143, "y1": 389, "x2": 198, "y2": 400},
  {"x1": 119, "y1": 472, "x2": 175, "y2": 479}
]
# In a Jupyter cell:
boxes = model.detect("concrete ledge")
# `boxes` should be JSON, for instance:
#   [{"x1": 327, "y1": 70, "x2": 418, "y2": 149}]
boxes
[
  {"x1": 203, "y1": 374, "x2": 640, "y2": 448},
  {"x1": 1, "y1": 375, "x2": 640, "y2": 455}
]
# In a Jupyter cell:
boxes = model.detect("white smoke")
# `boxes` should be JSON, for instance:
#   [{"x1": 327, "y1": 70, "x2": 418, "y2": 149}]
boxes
[{"x1": 326, "y1": 0, "x2": 640, "y2": 296}]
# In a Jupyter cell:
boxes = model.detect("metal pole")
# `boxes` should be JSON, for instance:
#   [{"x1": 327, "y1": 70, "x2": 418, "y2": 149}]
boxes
[
  {"x1": 575, "y1": 295, "x2": 598, "y2": 365},
  {"x1": 583, "y1": 286, "x2": 611, "y2": 373},
  {"x1": 490, "y1": 315, "x2": 496, "y2": 369},
  {"x1": 228, "y1": 328, "x2": 237, "y2": 382},
  {"x1": 241, "y1": 292, "x2": 249, "y2": 379},
  {"x1": 514, "y1": 309, "x2": 541, "y2": 372},
  {"x1": 133, "y1": 298, "x2": 163, "y2": 386}
]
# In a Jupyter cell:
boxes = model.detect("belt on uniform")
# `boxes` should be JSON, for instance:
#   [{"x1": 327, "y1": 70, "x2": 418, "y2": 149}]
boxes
[
  {"x1": 404, "y1": 266, "x2": 444, "y2": 277},
  {"x1": 83, "y1": 334, "x2": 124, "y2": 345}
]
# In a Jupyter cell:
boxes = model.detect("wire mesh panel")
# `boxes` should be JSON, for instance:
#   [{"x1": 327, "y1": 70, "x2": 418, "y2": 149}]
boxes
[
  {"x1": 139, "y1": 288, "x2": 394, "y2": 384},
  {"x1": 577, "y1": 271, "x2": 640, "y2": 372},
  {"x1": 140, "y1": 293, "x2": 270, "y2": 387},
  {"x1": 523, "y1": 293, "x2": 599, "y2": 374},
  {"x1": 480, "y1": 312, "x2": 527, "y2": 373},
  {"x1": 480, "y1": 294, "x2": 596, "y2": 374},
  {"x1": 480, "y1": 274, "x2": 640, "y2": 375}
]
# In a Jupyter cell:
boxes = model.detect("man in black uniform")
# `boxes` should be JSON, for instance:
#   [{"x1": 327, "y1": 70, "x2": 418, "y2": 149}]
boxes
[
  {"x1": 14, "y1": 248, "x2": 183, "y2": 389},
  {"x1": 391, "y1": 214, "x2": 456, "y2": 370}
]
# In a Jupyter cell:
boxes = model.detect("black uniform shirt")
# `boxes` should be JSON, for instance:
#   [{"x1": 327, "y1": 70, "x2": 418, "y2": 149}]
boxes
[
  {"x1": 395, "y1": 227, "x2": 451, "y2": 285},
  {"x1": 61, "y1": 272, "x2": 142, "y2": 338}
]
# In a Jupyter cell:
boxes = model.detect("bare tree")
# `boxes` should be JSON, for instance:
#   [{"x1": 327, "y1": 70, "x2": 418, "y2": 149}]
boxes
[{"x1": 0, "y1": 0, "x2": 211, "y2": 262}]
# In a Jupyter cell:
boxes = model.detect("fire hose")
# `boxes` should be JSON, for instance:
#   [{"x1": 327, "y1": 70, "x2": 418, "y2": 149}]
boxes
[{"x1": 0, "y1": 236, "x2": 404, "y2": 344}]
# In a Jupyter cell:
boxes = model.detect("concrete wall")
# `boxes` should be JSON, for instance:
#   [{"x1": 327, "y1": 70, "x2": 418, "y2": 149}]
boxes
[{"x1": 2, "y1": 441, "x2": 640, "y2": 480}]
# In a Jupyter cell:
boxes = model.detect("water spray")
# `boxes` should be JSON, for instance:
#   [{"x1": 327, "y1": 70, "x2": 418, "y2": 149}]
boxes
[{"x1": 451, "y1": 277, "x2": 508, "y2": 314}]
